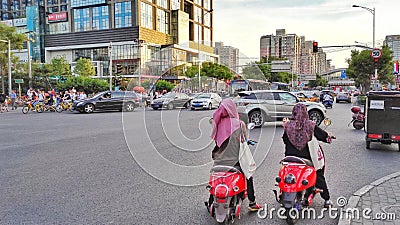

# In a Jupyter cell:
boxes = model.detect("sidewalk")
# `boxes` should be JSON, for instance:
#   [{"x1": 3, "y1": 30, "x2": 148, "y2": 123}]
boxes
[{"x1": 338, "y1": 171, "x2": 400, "y2": 225}]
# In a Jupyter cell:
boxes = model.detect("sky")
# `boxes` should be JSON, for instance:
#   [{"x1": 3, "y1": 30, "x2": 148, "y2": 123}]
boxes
[{"x1": 213, "y1": 0, "x2": 399, "y2": 69}]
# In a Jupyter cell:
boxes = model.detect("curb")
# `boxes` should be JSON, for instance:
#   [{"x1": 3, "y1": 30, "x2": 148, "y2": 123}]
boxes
[{"x1": 337, "y1": 171, "x2": 400, "y2": 225}]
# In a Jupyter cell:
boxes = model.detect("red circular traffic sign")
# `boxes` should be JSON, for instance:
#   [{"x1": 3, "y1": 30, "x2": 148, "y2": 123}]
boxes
[{"x1": 370, "y1": 48, "x2": 382, "y2": 59}]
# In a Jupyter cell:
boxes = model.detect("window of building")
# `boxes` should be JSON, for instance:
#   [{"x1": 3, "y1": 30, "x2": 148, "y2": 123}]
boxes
[
  {"x1": 140, "y1": 2, "x2": 152, "y2": 29},
  {"x1": 183, "y1": 1, "x2": 192, "y2": 19},
  {"x1": 92, "y1": 5, "x2": 109, "y2": 30},
  {"x1": 60, "y1": 0, "x2": 67, "y2": 3},
  {"x1": 60, "y1": 5, "x2": 67, "y2": 11},
  {"x1": 71, "y1": 0, "x2": 105, "y2": 8},
  {"x1": 115, "y1": 1, "x2": 132, "y2": 28},
  {"x1": 157, "y1": 0, "x2": 167, "y2": 9},
  {"x1": 171, "y1": 0, "x2": 179, "y2": 10},
  {"x1": 204, "y1": 12, "x2": 211, "y2": 27},
  {"x1": 53, "y1": 6, "x2": 58, "y2": 12},
  {"x1": 204, "y1": 27, "x2": 211, "y2": 45},
  {"x1": 49, "y1": 21, "x2": 70, "y2": 34},
  {"x1": 193, "y1": 5, "x2": 201, "y2": 21},
  {"x1": 204, "y1": 0, "x2": 211, "y2": 10},
  {"x1": 157, "y1": 9, "x2": 169, "y2": 34},
  {"x1": 74, "y1": 8, "x2": 90, "y2": 32},
  {"x1": 193, "y1": 0, "x2": 200, "y2": 6}
]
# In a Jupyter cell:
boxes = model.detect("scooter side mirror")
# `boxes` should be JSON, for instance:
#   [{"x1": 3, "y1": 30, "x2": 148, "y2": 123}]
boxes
[
  {"x1": 209, "y1": 118, "x2": 213, "y2": 125},
  {"x1": 247, "y1": 123, "x2": 256, "y2": 130},
  {"x1": 323, "y1": 118, "x2": 332, "y2": 126}
]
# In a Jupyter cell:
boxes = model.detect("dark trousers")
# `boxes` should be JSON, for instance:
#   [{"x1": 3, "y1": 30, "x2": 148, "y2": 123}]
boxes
[
  {"x1": 11, "y1": 98, "x2": 15, "y2": 110},
  {"x1": 316, "y1": 167, "x2": 330, "y2": 200}
]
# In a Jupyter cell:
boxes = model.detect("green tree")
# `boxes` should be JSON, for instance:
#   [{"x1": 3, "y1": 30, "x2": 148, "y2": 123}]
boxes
[
  {"x1": 0, "y1": 23, "x2": 26, "y2": 93},
  {"x1": 50, "y1": 55, "x2": 71, "y2": 78},
  {"x1": 155, "y1": 80, "x2": 175, "y2": 92},
  {"x1": 346, "y1": 46, "x2": 393, "y2": 93},
  {"x1": 141, "y1": 80, "x2": 151, "y2": 90},
  {"x1": 56, "y1": 76, "x2": 108, "y2": 93},
  {"x1": 73, "y1": 58, "x2": 96, "y2": 77},
  {"x1": 308, "y1": 74, "x2": 328, "y2": 88},
  {"x1": 183, "y1": 65, "x2": 199, "y2": 78}
]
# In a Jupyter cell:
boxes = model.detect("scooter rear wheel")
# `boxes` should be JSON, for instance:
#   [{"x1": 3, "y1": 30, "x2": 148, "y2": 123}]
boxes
[
  {"x1": 353, "y1": 121, "x2": 364, "y2": 130},
  {"x1": 285, "y1": 208, "x2": 297, "y2": 225}
]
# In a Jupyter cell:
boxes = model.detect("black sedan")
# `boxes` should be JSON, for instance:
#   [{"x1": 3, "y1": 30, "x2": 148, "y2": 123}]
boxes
[
  {"x1": 73, "y1": 91, "x2": 139, "y2": 113},
  {"x1": 150, "y1": 92, "x2": 191, "y2": 110}
]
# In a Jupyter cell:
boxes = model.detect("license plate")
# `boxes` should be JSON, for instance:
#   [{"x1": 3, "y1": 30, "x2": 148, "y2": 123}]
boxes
[{"x1": 194, "y1": 103, "x2": 200, "y2": 107}]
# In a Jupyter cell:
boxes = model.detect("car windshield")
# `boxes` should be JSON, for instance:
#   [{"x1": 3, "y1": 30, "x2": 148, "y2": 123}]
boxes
[{"x1": 196, "y1": 94, "x2": 211, "y2": 99}]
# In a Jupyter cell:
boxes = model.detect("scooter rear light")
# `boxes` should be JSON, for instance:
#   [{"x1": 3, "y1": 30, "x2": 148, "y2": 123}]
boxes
[
  {"x1": 391, "y1": 135, "x2": 400, "y2": 140},
  {"x1": 368, "y1": 134, "x2": 382, "y2": 139},
  {"x1": 233, "y1": 186, "x2": 239, "y2": 192},
  {"x1": 215, "y1": 185, "x2": 228, "y2": 199},
  {"x1": 284, "y1": 174, "x2": 296, "y2": 184}
]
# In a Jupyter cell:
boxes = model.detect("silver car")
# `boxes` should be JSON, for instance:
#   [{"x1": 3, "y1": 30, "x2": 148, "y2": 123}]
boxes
[
  {"x1": 235, "y1": 90, "x2": 327, "y2": 127},
  {"x1": 190, "y1": 93, "x2": 222, "y2": 110}
]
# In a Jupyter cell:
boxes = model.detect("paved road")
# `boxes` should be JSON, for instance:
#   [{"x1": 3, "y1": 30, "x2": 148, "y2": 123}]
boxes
[{"x1": 1, "y1": 102, "x2": 399, "y2": 224}]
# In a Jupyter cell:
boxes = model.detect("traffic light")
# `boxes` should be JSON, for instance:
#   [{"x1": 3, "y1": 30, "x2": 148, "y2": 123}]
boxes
[
  {"x1": 116, "y1": 64, "x2": 123, "y2": 75},
  {"x1": 312, "y1": 42, "x2": 318, "y2": 53}
]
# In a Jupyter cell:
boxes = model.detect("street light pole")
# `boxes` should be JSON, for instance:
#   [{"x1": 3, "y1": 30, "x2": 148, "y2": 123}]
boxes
[
  {"x1": 108, "y1": 42, "x2": 113, "y2": 91},
  {"x1": 353, "y1": 5, "x2": 377, "y2": 90},
  {"x1": 0, "y1": 39, "x2": 11, "y2": 94}
]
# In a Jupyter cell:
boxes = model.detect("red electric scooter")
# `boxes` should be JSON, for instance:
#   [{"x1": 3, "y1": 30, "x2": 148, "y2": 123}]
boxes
[
  {"x1": 273, "y1": 119, "x2": 335, "y2": 225},
  {"x1": 205, "y1": 123, "x2": 256, "y2": 224},
  {"x1": 348, "y1": 106, "x2": 364, "y2": 130}
]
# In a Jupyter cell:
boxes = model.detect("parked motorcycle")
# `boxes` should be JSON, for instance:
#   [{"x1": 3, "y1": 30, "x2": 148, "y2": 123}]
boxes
[
  {"x1": 273, "y1": 118, "x2": 335, "y2": 225},
  {"x1": 348, "y1": 106, "x2": 364, "y2": 130},
  {"x1": 206, "y1": 122, "x2": 256, "y2": 224},
  {"x1": 322, "y1": 99, "x2": 333, "y2": 108}
]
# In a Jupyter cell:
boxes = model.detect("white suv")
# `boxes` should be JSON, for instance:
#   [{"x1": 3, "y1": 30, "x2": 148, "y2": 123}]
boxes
[{"x1": 234, "y1": 90, "x2": 327, "y2": 127}]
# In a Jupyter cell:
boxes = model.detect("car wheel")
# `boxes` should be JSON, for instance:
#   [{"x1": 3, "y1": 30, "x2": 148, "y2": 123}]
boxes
[
  {"x1": 366, "y1": 141, "x2": 371, "y2": 149},
  {"x1": 309, "y1": 110, "x2": 323, "y2": 126},
  {"x1": 191, "y1": 107, "x2": 195, "y2": 110},
  {"x1": 152, "y1": 107, "x2": 158, "y2": 110},
  {"x1": 336, "y1": 100, "x2": 339, "y2": 103},
  {"x1": 249, "y1": 110, "x2": 264, "y2": 128},
  {"x1": 125, "y1": 102, "x2": 135, "y2": 112},
  {"x1": 84, "y1": 104, "x2": 95, "y2": 113},
  {"x1": 208, "y1": 103, "x2": 212, "y2": 110},
  {"x1": 168, "y1": 103, "x2": 174, "y2": 110}
]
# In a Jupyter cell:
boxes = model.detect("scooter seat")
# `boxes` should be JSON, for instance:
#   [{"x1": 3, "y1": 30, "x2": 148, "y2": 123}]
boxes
[{"x1": 282, "y1": 156, "x2": 314, "y2": 167}]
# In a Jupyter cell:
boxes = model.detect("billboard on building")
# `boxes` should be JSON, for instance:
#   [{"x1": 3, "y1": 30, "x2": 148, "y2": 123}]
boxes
[
  {"x1": 48, "y1": 12, "x2": 68, "y2": 22},
  {"x1": 71, "y1": 0, "x2": 106, "y2": 8},
  {"x1": 26, "y1": 6, "x2": 41, "y2": 61},
  {"x1": 13, "y1": 18, "x2": 27, "y2": 27}
]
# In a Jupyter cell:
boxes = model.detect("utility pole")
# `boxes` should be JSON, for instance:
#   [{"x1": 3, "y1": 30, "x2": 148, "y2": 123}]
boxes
[{"x1": 108, "y1": 42, "x2": 112, "y2": 91}]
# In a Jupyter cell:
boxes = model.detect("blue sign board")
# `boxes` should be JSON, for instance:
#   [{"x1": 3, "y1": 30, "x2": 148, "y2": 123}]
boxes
[{"x1": 341, "y1": 70, "x2": 347, "y2": 79}]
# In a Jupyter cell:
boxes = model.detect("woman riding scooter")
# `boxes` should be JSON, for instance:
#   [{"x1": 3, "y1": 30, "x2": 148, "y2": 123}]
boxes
[
  {"x1": 282, "y1": 103, "x2": 333, "y2": 208},
  {"x1": 205, "y1": 98, "x2": 262, "y2": 212}
]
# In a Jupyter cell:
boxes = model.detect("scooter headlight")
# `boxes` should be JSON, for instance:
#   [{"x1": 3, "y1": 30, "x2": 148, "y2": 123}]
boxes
[
  {"x1": 302, "y1": 180, "x2": 309, "y2": 186},
  {"x1": 206, "y1": 185, "x2": 212, "y2": 191},
  {"x1": 275, "y1": 176, "x2": 282, "y2": 183}
]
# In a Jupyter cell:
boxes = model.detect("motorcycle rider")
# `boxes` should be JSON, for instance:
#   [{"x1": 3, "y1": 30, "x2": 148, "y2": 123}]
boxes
[
  {"x1": 282, "y1": 103, "x2": 333, "y2": 208},
  {"x1": 206, "y1": 98, "x2": 263, "y2": 212}
]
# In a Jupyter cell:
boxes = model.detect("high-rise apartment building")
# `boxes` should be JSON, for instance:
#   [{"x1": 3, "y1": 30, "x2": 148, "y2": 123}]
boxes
[
  {"x1": 384, "y1": 35, "x2": 400, "y2": 62},
  {"x1": 1, "y1": 0, "x2": 216, "y2": 78},
  {"x1": 214, "y1": 42, "x2": 239, "y2": 72},
  {"x1": 260, "y1": 29, "x2": 328, "y2": 77},
  {"x1": 260, "y1": 29, "x2": 301, "y2": 74}
]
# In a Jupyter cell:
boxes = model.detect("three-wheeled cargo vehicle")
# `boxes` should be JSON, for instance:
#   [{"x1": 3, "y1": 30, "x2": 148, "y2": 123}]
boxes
[{"x1": 365, "y1": 91, "x2": 400, "y2": 150}]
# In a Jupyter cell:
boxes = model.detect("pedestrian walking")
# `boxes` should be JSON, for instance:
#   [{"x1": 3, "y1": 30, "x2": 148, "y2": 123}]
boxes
[{"x1": 9, "y1": 90, "x2": 16, "y2": 110}]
